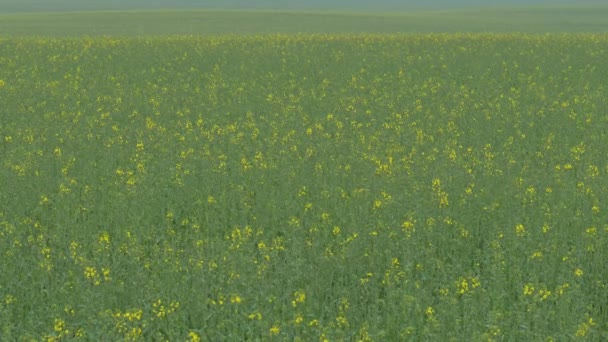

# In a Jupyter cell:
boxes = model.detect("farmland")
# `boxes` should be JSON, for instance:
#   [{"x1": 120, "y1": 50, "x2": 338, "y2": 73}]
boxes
[
  {"x1": 1, "y1": 7, "x2": 608, "y2": 342},
  {"x1": 2, "y1": 7, "x2": 608, "y2": 36}
]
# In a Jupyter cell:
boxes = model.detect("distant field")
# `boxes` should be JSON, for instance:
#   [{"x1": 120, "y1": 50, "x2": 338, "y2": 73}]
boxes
[
  {"x1": 1, "y1": 33, "x2": 608, "y2": 340},
  {"x1": 1, "y1": 0, "x2": 603, "y2": 13},
  {"x1": 1, "y1": 6, "x2": 608, "y2": 36}
]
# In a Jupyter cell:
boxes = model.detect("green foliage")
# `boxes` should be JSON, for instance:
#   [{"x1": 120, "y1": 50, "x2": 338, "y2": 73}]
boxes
[{"x1": 1, "y1": 33, "x2": 607, "y2": 340}]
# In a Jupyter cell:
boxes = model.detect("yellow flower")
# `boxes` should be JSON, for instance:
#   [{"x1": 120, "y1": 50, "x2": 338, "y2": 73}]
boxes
[
  {"x1": 126, "y1": 327, "x2": 142, "y2": 340},
  {"x1": 188, "y1": 331, "x2": 201, "y2": 342},
  {"x1": 373, "y1": 199, "x2": 382, "y2": 209},
  {"x1": 556, "y1": 283, "x2": 570, "y2": 296},
  {"x1": 438, "y1": 191, "x2": 449, "y2": 207},
  {"x1": 248, "y1": 311, "x2": 262, "y2": 320},
  {"x1": 84, "y1": 267, "x2": 98, "y2": 280},
  {"x1": 542, "y1": 224, "x2": 550, "y2": 233},
  {"x1": 121, "y1": 309, "x2": 142, "y2": 321},
  {"x1": 98, "y1": 231, "x2": 111, "y2": 244},
  {"x1": 457, "y1": 277, "x2": 469, "y2": 294},
  {"x1": 102, "y1": 267, "x2": 111, "y2": 282},
  {"x1": 425, "y1": 306, "x2": 435, "y2": 319},
  {"x1": 538, "y1": 289, "x2": 551, "y2": 301},
  {"x1": 336, "y1": 315, "x2": 348, "y2": 328},
  {"x1": 574, "y1": 268, "x2": 584, "y2": 277},
  {"x1": 230, "y1": 295, "x2": 242, "y2": 304},
  {"x1": 471, "y1": 277, "x2": 481, "y2": 289},
  {"x1": 269, "y1": 324, "x2": 280, "y2": 335},
  {"x1": 576, "y1": 317, "x2": 595, "y2": 337},
  {"x1": 39, "y1": 195, "x2": 49, "y2": 205},
  {"x1": 401, "y1": 221, "x2": 414, "y2": 231},
  {"x1": 292, "y1": 290, "x2": 306, "y2": 307},
  {"x1": 515, "y1": 224, "x2": 526, "y2": 237},
  {"x1": 530, "y1": 251, "x2": 543, "y2": 259},
  {"x1": 53, "y1": 318, "x2": 65, "y2": 333},
  {"x1": 432, "y1": 178, "x2": 441, "y2": 190}
]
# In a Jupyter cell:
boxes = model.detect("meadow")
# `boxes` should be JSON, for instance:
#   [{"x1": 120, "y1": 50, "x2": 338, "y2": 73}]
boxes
[{"x1": 1, "y1": 10, "x2": 608, "y2": 342}]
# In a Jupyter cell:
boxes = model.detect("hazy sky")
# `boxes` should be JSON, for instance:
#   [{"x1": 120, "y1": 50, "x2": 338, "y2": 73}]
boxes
[{"x1": 0, "y1": 0, "x2": 604, "y2": 13}]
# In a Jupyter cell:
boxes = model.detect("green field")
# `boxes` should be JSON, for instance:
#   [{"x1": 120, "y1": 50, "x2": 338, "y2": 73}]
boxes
[
  {"x1": 1, "y1": 5, "x2": 608, "y2": 342},
  {"x1": 1, "y1": 6, "x2": 608, "y2": 36}
]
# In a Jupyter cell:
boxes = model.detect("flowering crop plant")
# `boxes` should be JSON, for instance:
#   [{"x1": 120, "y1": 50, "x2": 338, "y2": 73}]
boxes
[{"x1": 1, "y1": 33, "x2": 607, "y2": 340}]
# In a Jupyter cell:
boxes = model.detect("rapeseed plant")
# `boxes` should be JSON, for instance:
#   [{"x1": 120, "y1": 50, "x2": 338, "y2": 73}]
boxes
[{"x1": 1, "y1": 33, "x2": 607, "y2": 340}]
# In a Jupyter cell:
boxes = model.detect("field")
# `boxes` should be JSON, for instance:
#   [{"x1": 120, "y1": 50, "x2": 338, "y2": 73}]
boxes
[
  {"x1": 2, "y1": 6, "x2": 608, "y2": 36},
  {"x1": 1, "y1": 6, "x2": 608, "y2": 342}
]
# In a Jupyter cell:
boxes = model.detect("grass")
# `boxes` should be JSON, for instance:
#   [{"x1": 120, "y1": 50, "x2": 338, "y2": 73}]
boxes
[
  {"x1": 1, "y1": 6, "x2": 608, "y2": 36},
  {"x1": 1, "y1": 33, "x2": 607, "y2": 340}
]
